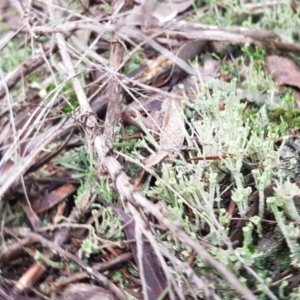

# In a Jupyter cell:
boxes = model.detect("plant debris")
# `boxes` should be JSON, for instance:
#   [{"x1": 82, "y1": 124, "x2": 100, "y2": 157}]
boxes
[{"x1": 1, "y1": 1, "x2": 300, "y2": 300}]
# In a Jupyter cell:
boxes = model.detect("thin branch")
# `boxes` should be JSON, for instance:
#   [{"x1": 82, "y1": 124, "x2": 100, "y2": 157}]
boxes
[
  {"x1": 7, "y1": 229, "x2": 127, "y2": 300},
  {"x1": 0, "y1": 40, "x2": 58, "y2": 98},
  {"x1": 104, "y1": 0, "x2": 134, "y2": 139}
]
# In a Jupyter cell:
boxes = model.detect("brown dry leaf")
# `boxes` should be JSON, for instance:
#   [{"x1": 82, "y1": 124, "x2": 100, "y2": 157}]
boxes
[
  {"x1": 159, "y1": 92, "x2": 185, "y2": 157},
  {"x1": 265, "y1": 55, "x2": 300, "y2": 88},
  {"x1": 169, "y1": 40, "x2": 206, "y2": 87},
  {"x1": 127, "y1": 0, "x2": 194, "y2": 26},
  {"x1": 53, "y1": 201, "x2": 67, "y2": 224},
  {"x1": 175, "y1": 40, "x2": 206, "y2": 67},
  {"x1": 126, "y1": 89, "x2": 185, "y2": 162},
  {"x1": 265, "y1": 55, "x2": 300, "y2": 107},
  {"x1": 112, "y1": 207, "x2": 167, "y2": 300},
  {"x1": 143, "y1": 0, "x2": 194, "y2": 23},
  {"x1": 143, "y1": 150, "x2": 169, "y2": 168},
  {"x1": 143, "y1": 91, "x2": 185, "y2": 165},
  {"x1": 55, "y1": 283, "x2": 114, "y2": 300},
  {"x1": 30, "y1": 183, "x2": 77, "y2": 214}
]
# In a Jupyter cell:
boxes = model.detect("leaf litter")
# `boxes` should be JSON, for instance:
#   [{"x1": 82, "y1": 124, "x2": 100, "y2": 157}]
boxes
[{"x1": 1, "y1": 0, "x2": 300, "y2": 300}]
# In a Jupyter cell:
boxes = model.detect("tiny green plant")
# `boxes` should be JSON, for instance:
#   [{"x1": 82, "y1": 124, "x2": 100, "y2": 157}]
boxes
[
  {"x1": 124, "y1": 52, "x2": 145, "y2": 74},
  {"x1": 55, "y1": 146, "x2": 96, "y2": 180}
]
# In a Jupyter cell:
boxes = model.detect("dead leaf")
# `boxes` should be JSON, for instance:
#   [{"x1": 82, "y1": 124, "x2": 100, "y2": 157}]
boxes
[
  {"x1": 143, "y1": 150, "x2": 169, "y2": 167},
  {"x1": 160, "y1": 92, "x2": 185, "y2": 157},
  {"x1": 126, "y1": 0, "x2": 194, "y2": 27},
  {"x1": 53, "y1": 201, "x2": 67, "y2": 224},
  {"x1": 55, "y1": 283, "x2": 114, "y2": 300},
  {"x1": 124, "y1": 86, "x2": 186, "y2": 161},
  {"x1": 175, "y1": 40, "x2": 206, "y2": 67},
  {"x1": 30, "y1": 183, "x2": 77, "y2": 214},
  {"x1": 169, "y1": 40, "x2": 206, "y2": 88},
  {"x1": 265, "y1": 55, "x2": 300, "y2": 107},
  {"x1": 265, "y1": 55, "x2": 300, "y2": 89},
  {"x1": 139, "y1": 0, "x2": 194, "y2": 23},
  {"x1": 124, "y1": 88, "x2": 185, "y2": 159},
  {"x1": 112, "y1": 207, "x2": 167, "y2": 300}
]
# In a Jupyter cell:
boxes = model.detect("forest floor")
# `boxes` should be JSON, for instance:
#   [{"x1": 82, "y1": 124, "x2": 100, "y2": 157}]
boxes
[{"x1": 1, "y1": 1, "x2": 300, "y2": 299}]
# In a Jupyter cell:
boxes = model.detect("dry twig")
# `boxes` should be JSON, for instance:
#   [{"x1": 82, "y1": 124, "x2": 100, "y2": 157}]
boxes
[{"x1": 104, "y1": 0, "x2": 134, "y2": 139}]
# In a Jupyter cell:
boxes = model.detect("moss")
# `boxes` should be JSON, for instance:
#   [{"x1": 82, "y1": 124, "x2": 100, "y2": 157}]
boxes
[
  {"x1": 124, "y1": 161, "x2": 142, "y2": 178},
  {"x1": 269, "y1": 108, "x2": 300, "y2": 129}
]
